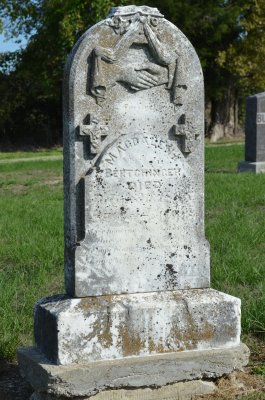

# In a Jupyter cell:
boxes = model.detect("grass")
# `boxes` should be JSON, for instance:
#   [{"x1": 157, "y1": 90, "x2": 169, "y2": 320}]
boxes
[
  {"x1": 0, "y1": 148, "x2": 62, "y2": 160},
  {"x1": 0, "y1": 145, "x2": 264, "y2": 365},
  {"x1": 205, "y1": 143, "x2": 244, "y2": 173},
  {"x1": 0, "y1": 159, "x2": 64, "y2": 358},
  {"x1": 205, "y1": 144, "x2": 265, "y2": 334}
]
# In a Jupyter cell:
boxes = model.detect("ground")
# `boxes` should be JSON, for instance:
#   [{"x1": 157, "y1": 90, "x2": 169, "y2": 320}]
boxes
[
  {"x1": 0, "y1": 360, "x2": 33, "y2": 400},
  {"x1": 0, "y1": 145, "x2": 264, "y2": 399}
]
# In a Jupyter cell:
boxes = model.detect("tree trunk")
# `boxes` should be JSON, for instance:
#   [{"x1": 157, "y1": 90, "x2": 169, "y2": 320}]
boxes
[
  {"x1": 234, "y1": 94, "x2": 238, "y2": 136},
  {"x1": 207, "y1": 82, "x2": 239, "y2": 142}
]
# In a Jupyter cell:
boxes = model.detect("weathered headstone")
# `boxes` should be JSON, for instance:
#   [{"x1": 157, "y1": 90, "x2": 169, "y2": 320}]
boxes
[
  {"x1": 239, "y1": 92, "x2": 265, "y2": 173},
  {"x1": 18, "y1": 6, "x2": 249, "y2": 400}
]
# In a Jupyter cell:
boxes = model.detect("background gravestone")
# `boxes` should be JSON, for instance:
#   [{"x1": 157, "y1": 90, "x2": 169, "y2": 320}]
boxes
[
  {"x1": 18, "y1": 6, "x2": 249, "y2": 400},
  {"x1": 238, "y1": 92, "x2": 265, "y2": 173}
]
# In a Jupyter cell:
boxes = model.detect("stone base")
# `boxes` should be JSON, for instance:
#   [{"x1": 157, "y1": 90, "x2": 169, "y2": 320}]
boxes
[
  {"x1": 30, "y1": 380, "x2": 217, "y2": 400},
  {"x1": 34, "y1": 289, "x2": 241, "y2": 365},
  {"x1": 238, "y1": 161, "x2": 265, "y2": 173},
  {"x1": 18, "y1": 344, "x2": 249, "y2": 399}
]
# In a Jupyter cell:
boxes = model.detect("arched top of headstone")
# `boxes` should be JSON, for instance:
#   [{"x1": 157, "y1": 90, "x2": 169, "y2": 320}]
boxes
[
  {"x1": 107, "y1": 5, "x2": 163, "y2": 18},
  {"x1": 64, "y1": 5, "x2": 203, "y2": 176},
  {"x1": 63, "y1": 6, "x2": 208, "y2": 297}
]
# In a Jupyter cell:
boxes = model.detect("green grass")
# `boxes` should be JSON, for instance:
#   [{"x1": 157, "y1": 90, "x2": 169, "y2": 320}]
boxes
[
  {"x1": 0, "y1": 158, "x2": 64, "y2": 359},
  {"x1": 205, "y1": 143, "x2": 244, "y2": 173},
  {"x1": 205, "y1": 145, "x2": 265, "y2": 334},
  {"x1": 252, "y1": 365, "x2": 265, "y2": 375},
  {"x1": 0, "y1": 148, "x2": 62, "y2": 160},
  {"x1": 0, "y1": 145, "x2": 264, "y2": 361}
]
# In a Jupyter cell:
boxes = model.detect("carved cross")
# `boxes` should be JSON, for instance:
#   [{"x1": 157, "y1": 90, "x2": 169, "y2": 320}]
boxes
[
  {"x1": 79, "y1": 115, "x2": 109, "y2": 155},
  {"x1": 173, "y1": 121, "x2": 200, "y2": 154}
]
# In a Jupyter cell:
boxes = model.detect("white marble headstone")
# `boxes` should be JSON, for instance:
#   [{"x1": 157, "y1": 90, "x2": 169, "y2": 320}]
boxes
[
  {"x1": 64, "y1": 5, "x2": 210, "y2": 297},
  {"x1": 19, "y1": 9, "x2": 247, "y2": 396}
]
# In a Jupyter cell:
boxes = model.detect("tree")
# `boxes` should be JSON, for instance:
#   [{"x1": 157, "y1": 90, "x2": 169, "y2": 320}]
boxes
[
  {"x1": 0, "y1": 0, "x2": 130, "y2": 146},
  {"x1": 145, "y1": 0, "x2": 250, "y2": 140},
  {"x1": 218, "y1": 0, "x2": 265, "y2": 95},
  {"x1": 0, "y1": 0, "x2": 265, "y2": 145}
]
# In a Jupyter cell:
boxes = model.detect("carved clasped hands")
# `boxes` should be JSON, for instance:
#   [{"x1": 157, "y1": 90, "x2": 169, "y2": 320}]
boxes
[
  {"x1": 91, "y1": 10, "x2": 178, "y2": 102},
  {"x1": 119, "y1": 63, "x2": 168, "y2": 91}
]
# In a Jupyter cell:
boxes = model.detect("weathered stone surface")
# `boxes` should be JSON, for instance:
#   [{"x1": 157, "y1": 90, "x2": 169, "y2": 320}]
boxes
[
  {"x1": 239, "y1": 92, "x2": 265, "y2": 173},
  {"x1": 18, "y1": 5, "x2": 249, "y2": 399},
  {"x1": 30, "y1": 380, "x2": 217, "y2": 400},
  {"x1": 34, "y1": 289, "x2": 240, "y2": 365},
  {"x1": 18, "y1": 344, "x2": 249, "y2": 398},
  {"x1": 64, "y1": 5, "x2": 209, "y2": 297}
]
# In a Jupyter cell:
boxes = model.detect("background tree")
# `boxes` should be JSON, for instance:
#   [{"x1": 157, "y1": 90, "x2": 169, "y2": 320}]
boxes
[
  {"x1": 218, "y1": 1, "x2": 265, "y2": 94},
  {"x1": 0, "y1": 0, "x2": 264, "y2": 146}
]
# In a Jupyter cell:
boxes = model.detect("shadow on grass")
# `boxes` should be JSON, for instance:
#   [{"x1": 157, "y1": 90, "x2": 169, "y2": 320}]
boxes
[{"x1": 0, "y1": 360, "x2": 33, "y2": 400}]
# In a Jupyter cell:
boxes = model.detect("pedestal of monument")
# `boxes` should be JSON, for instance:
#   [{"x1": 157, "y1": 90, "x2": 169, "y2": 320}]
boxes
[
  {"x1": 238, "y1": 160, "x2": 265, "y2": 173},
  {"x1": 18, "y1": 6, "x2": 249, "y2": 400},
  {"x1": 18, "y1": 290, "x2": 249, "y2": 399}
]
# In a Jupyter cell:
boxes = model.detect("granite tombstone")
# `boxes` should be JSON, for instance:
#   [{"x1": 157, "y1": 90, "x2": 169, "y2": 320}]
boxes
[
  {"x1": 239, "y1": 92, "x2": 265, "y2": 173},
  {"x1": 18, "y1": 6, "x2": 249, "y2": 400}
]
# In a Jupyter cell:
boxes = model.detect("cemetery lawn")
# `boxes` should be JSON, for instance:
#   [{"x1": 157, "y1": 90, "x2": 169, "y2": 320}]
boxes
[
  {"x1": 0, "y1": 145, "x2": 264, "y2": 369},
  {"x1": 0, "y1": 159, "x2": 64, "y2": 359},
  {"x1": 0, "y1": 147, "x2": 62, "y2": 160},
  {"x1": 205, "y1": 144, "x2": 265, "y2": 335}
]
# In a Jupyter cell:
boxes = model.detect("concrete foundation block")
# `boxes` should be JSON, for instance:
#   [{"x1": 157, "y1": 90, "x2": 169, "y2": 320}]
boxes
[
  {"x1": 30, "y1": 379, "x2": 217, "y2": 400},
  {"x1": 238, "y1": 161, "x2": 265, "y2": 173},
  {"x1": 18, "y1": 343, "x2": 249, "y2": 398},
  {"x1": 34, "y1": 289, "x2": 241, "y2": 365}
]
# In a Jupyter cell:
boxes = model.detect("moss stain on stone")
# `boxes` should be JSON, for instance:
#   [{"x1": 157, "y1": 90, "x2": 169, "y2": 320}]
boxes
[
  {"x1": 118, "y1": 323, "x2": 143, "y2": 357},
  {"x1": 170, "y1": 319, "x2": 215, "y2": 351}
]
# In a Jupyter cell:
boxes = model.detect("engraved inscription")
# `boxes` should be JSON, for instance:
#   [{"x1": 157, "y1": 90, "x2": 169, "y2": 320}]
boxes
[
  {"x1": 105, "y1": 168, "x2": 180, "y2": 178},
  {"x1": 79, "y1": 130, "x2": 207, "y2": 296},
  {"x1": 257, "y1": 113, "x2": 265, "y2": 125},
  {"x1": 100, "y1": 135, "x2": 178, "y2": 168},
  {"x1": 126, "y1": 181, "x2": 162, "y2": 190}
]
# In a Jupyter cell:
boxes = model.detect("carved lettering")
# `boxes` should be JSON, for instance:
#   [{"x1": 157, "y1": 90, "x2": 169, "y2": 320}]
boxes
[
  {"x1": 103, "y1": 168, "x2": 179, "y2": 178},
  {"x1": 127, "y1": 181, "x2": 162, "y2": 190},
  {"x1": 99, "y1": 136, "x2": 176, "y2": 168},
  {"x1": 125, "y1": 140, "x2": 133, "y2": 149},
  {"x1": 105, "y1": 152, "x2": 118, "y2": 165},
  {"x1": 117, "y1": 145, "x2": 126, "y2": 153},
  {"x1": 257, "y1": 113, "x2": 265, "y2": 125}
]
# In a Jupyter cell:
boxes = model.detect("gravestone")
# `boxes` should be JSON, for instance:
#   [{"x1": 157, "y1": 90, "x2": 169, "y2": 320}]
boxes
[
  {"x1": 239, "y1": 92, "x2": 265, "y2": 173},
  {"x1": 18, "y1": 6, "x2": 249, "y2": 400}
]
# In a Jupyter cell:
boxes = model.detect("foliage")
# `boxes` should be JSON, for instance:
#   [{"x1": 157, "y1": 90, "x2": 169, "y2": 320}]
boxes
[
  {"x1": 147, "y1": 0, "x2": 244, "y2": 97},
  {"x1": 217, "y1": 0, "x2": 265, "y2": 95},
  {"x1": 252, "y1": 365, "x2": 265, "y2": 375},
  {"x1": 0, "y1": 1, "x2": 265, "y2": 144},
  {"x1": 0, "y1": 0, "x2": 132, "y2": 146}
]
